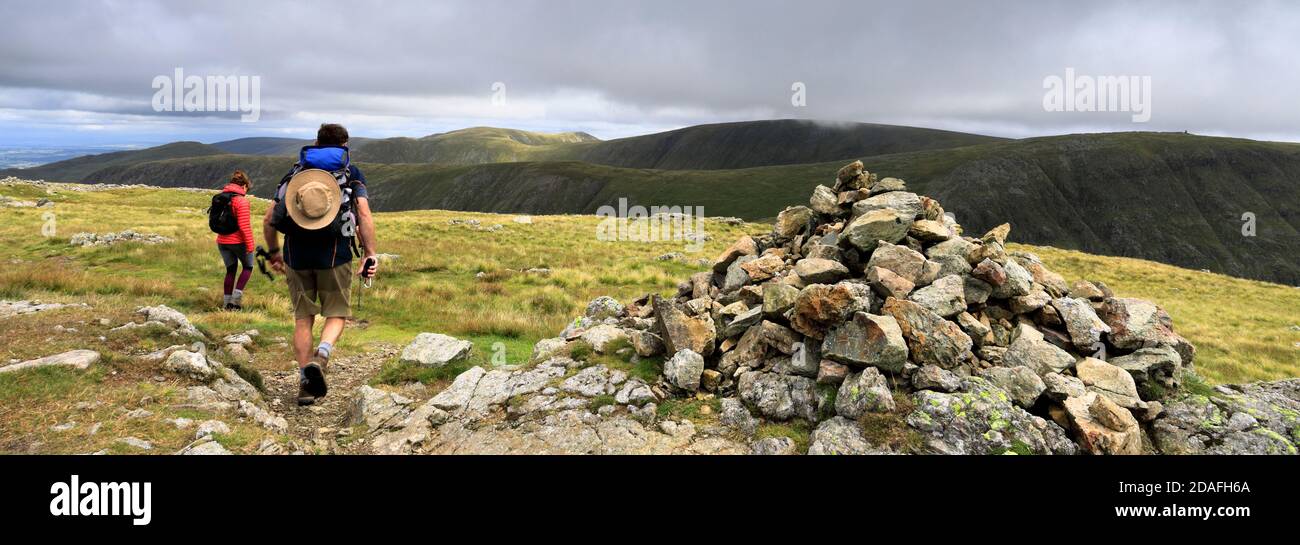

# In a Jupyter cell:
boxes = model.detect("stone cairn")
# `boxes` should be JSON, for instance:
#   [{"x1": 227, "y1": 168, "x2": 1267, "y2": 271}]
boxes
[{"x1": 564, "y1": 160, "x2": 1204, "y2": 455}]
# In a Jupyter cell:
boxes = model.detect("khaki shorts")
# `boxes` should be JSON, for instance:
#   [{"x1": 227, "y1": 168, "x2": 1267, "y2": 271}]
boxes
[{"x1": 285, "y1": 262, "x2": 352, "y2": 319}]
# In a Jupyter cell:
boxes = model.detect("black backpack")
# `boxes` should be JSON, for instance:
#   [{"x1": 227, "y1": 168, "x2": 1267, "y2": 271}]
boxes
[{"x1": 208, "y1": 191, "x2": 240, "y2": 235}]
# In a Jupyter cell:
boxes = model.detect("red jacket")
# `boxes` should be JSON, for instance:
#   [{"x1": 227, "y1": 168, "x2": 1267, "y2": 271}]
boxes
[{"x1": 215, "y1": 183, "x2": 255, "y2": 253}]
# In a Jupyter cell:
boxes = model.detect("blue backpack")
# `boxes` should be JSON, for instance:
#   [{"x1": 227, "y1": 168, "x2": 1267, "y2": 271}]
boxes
[{"x1": 272, "y1": 146, "x2": 362, "y2": 255}]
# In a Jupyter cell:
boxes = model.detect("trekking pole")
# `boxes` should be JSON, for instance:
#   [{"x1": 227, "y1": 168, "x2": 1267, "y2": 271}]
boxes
[{"x1": 254, "y1": 246, "x2": 276, "y2": 281}]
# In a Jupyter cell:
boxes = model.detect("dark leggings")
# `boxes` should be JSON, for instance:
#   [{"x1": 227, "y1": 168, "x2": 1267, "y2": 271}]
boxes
[{"x1": 218, "y1": 244, "x2": 254, "y2": 295}]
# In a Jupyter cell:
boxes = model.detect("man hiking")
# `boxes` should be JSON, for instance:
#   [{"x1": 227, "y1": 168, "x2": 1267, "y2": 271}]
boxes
[{"x1": 263, "y1": 123, "x2": 378, "y2": 406}]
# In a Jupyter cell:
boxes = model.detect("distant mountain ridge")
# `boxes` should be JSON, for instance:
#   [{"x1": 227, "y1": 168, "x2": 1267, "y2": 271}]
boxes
[
  {"x1": 543, "y1": 120, "x2": 1005, "y2": 169},
  {"x1": 3, "y1": 122, "x2": 1296, "y2": 284},
  {"x1": 210, "y1": 137, "x2": 310, "y2": 156},
  {"x1": 350, "y1": 127, "x2": 599, "y2": 164},
  {"x1": 14, "y1": 120, "x2": 1000, "y2": 177},
  {"x1": 6, "y1": 141, "x2": 224, "y2": 182}
]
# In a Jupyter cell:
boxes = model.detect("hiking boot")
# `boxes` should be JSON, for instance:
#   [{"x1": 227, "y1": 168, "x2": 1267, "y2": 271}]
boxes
[
  {"x1": 311, "y1": 353, "x2": 330, "y2": 375},
  {"x1": 301, "y1": 362, "x2": 328, "y2": 398},
  {"x1": 296, "y1": 378, "x2": 316, "y2": 406}
]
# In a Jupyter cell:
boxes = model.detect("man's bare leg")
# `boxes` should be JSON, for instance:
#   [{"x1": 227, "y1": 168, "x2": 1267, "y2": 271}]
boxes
[
  {"x1": 310, "y1": 317, "x2": 347, "y2": 366},
  {"x1": 294, "y1": 316, "x2": 315, "y2": 368},
  {"x1": 295, "y1": 315, "x2": 329, "y2": 404},
  {"x1": 320, "y1": 317, "x2": 346, "y2": 348}
]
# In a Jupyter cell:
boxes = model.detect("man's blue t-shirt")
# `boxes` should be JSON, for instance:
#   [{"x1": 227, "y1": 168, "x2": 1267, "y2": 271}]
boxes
[{"x1": 272, "y1": 146, "x2": 368, "y2": 270}]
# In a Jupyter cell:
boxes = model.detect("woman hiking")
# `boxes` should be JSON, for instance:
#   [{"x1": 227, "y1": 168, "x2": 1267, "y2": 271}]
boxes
[{"x1": 214, "y1": 170, "x2": 256, "y2": 310}]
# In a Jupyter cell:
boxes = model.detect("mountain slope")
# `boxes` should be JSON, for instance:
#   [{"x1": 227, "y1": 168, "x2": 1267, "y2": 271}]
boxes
[
  {"x1": 210, "y1": 137, "x2": 308, "y2": 156},
  {"x1": 4, "y1": 121, "x2": 1000, "y2": 177},
  {"x1": 349, "y1": 120, "x2": 1003, "y2": 168},
  {"x1": 538, "y1": 119, "x2": 1006, "y2": 169},
  {"x1": 2, "y1": 142, "x2": 224, "y2": 182},
  {"x1": 74, "y1": 132, "x2": 1300, "y2": 284},
  {"x1": 875, "y1": 133, "x2": 1300, "y2": 288},
  {"x1": 6, "y1": 129, "x2": 1297, "y2": 284},
  {"x1": 350, "y1": 127, "x2": 597, "y2": 164}
]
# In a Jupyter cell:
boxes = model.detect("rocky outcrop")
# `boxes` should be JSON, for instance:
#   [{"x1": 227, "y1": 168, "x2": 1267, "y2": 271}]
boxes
[
  {"x1": 664, "y1": 349, "x2": 704, "y2": 391},
  {"x1": 165, "y1": 350, "x2": 216, "y2": 381},
  {"x1": 113, "y1": 305, "x2": 205, "y2": 338},
  {"x1": 382, "y1": 161, "x2": 1294, "y2": 456},
  {"x1": 1062, "y1": 392, "x2": 1141, "y2": 455},
  {"x1": 1151, "y1": 380, "x2": 1299, "y2": 455},
  {"x1": 908, "y1": 377, "x2": 1077, "y2": 455},
  {"x1": 69, "y1": 230, "x2": 173, "y2": 247},
  {"x1": 0, "y1": 349, "x2": 99, "y2": 374},
  {"x1": 362, "y1": 354, "x2": 750, "y2": 454},
  {"x1": 0, "y1": 299, "x2": 90, "y2": 318},
  {"x1": 400, "y1": 333, "x2": 473, "y2": 367}
]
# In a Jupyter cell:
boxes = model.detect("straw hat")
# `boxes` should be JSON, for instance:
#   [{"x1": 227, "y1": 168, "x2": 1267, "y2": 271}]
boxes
[{"x1": 284, "y1": 169, "x2": 341, "y2": 231}]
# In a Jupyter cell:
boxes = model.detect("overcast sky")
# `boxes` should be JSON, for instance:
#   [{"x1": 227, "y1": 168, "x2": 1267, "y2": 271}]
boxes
[{"x1": 2, "y1": 0, "x2": 1298, "y2": 147}]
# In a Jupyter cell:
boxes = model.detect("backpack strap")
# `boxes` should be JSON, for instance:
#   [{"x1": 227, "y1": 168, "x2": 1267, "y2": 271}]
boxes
[
  {"x1": 274, "y1": 163, "x2": 301, "y2": 201},
  {"x1": 349, "y1": 231, "x2": 361, "y2": 258},
  {"x1": 338, "y1": 146, "x2": 351, "y2": 171},
  {"x1": 206, "y1": 190, "x2": 237, "y2": 212}
]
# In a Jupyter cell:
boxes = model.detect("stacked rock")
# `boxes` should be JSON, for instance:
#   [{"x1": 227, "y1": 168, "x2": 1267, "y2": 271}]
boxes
[{"x1": 560, "y1": 161, "x2": 1198, "y2": 454}]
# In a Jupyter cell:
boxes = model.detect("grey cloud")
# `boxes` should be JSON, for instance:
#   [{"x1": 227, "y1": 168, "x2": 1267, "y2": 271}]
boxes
[{"x1": 1, "y1": 0, "x2": 1298, "y2": 142}]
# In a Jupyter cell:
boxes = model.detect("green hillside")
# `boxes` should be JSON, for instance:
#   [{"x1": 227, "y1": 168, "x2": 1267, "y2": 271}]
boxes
[
  {"x1": 867, "y1": 133, "x2": 1300, "y2": 286},
  {"x1": 6, "y1": 121, "x2": 1003, "y2": 177},
  {"x1": 210, "y1": 137, "x2": 308, "y2": 156},
  {"x1": 350, "y1": 120, "x2": 1002, "y2": 168},
  {"x1": 62, "y1": 132, "x2": 1299, "y2": 284},
  {"x1": 5, "y1": 124, "x2": 1298, "y2": 284},
  {"x1": 209, "y1": 128, "x2": 596, "y2": 162},
  {"x1": 351, "y1": 132, "x2": 1300, "y2": 284},
  {"x1": 539, "y1": 119, "x2": 1005, "y2": 169},
  {"x1": 350, "y1": 127, "x2": 597, "y2": 164}
]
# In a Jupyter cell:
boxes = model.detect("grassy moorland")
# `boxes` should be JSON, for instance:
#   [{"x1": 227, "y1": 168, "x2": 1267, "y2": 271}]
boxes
[
  {"x1": 14, "y1": 131, "x2": 1298, "y2": 285},
  {"x1": 0, "y1": 181, "x2": 1296, "y2": 453}
]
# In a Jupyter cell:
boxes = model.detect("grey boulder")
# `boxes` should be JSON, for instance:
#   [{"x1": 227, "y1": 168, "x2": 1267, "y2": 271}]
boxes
[{"x1": 400, "y1": 333, "x2": 474, "y2": 367}]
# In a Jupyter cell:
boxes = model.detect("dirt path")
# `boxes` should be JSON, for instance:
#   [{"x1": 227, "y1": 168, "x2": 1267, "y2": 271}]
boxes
[{"x1": 262, "y1": 343, "x2": 399, "y2": 454}]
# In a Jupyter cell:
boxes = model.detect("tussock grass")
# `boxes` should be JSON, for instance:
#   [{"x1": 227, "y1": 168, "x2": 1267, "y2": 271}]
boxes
[
  {"x1": 0, "y1": 183, "x2": 1296, "y2": 452},
  {"x1": 657, "y1": 397, "x2": 721, "y2": 422},
  {"x1": 755, "y1": 421, "x2": 812, "y2": 453},
  {"x1": 371, "y1": 357, "x2": 475, "y2": 388},
  {"x1": 0, "y1": 365, "x2": 275, "y2": 454}
]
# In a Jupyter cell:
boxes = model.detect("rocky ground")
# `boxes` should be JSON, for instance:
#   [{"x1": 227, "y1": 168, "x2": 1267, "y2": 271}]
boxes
[
  {"x1": 4, "y1": 293, "x2": 1296, "y2": 455},
  {"x1": 353, "y1": 355, "x2": 750, "y2": 455},
  {"x1": 1, "y1": 299, "x2": 755, "y2": 455},
  {"x1": 263, "y1": 344, "x2": 399, "y2": 454},
  {"x1": 0, "y1": 301, "x2": 396, "y2": 455},
  {"x1": 2, "y1": 165, "x2": 1297, "y2": 455},
  {"x1": 347, "y1": 161, "x2": 1299, "y2": 456}
]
